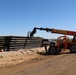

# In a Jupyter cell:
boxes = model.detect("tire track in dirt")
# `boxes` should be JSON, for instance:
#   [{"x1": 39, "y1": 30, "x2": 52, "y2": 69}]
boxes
[
  {"x1": 0, "y1": 50, "x2": 76, "y2": 75},
  {"x1": 15, "y1": 53, "x2": 76, "y2": 75}
]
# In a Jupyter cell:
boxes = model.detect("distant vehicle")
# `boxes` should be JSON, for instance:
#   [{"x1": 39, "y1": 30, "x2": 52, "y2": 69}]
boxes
[{"x1": 41, "y1": 39, "x2": 56, "y2": 47}]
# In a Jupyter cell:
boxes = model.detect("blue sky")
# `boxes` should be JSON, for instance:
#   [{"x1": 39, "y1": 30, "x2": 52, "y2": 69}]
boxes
[{"x1": 0, "y1": 0, "x2": 76, "y2": 38}]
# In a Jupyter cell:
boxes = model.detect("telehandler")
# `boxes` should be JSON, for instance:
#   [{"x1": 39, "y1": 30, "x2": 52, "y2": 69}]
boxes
[{"x1": 28, "y1": 27, "x2": 76, "y2": 55}]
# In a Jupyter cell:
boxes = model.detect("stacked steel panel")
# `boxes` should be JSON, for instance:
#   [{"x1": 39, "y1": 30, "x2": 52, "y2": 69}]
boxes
[{"x1": 0, "y1": 36, "x2": 43, "y2": 51}]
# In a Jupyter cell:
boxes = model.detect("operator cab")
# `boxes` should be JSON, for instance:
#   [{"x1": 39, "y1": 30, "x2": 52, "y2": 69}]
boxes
[{"x1": 50, "y1": 35, "x2": 69, "y2": 49}]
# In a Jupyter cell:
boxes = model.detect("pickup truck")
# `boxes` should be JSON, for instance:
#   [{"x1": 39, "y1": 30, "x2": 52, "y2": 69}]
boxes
[{"x1": 41, "y1": 39, "x2": 56, "y2": 47}]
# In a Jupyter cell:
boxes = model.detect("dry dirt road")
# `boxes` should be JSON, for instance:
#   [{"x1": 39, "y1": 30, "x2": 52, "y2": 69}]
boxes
[{"x1": 0, "y1": 50, "x2": 76, "y2": 75}]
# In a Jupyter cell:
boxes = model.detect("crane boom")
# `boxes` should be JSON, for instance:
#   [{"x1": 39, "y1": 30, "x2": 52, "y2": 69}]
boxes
[{"x1": 30, "y1": 27, "x2": 76, "y2": 37}]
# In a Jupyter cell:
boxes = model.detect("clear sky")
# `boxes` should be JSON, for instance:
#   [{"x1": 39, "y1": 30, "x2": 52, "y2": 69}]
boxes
[{"x1": 0, "y1": 0, "x2": 76, "y2": 39}]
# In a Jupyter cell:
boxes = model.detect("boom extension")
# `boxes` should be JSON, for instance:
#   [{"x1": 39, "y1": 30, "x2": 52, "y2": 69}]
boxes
[
  {"x1": 30, "y1": 27, "x2": 53, "y2": 37},
  {"x1": 30, "y1": 27, "x2": 76, "y2": 37}
]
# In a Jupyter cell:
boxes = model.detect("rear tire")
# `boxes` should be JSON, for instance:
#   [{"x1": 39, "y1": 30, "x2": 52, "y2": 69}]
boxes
[
  {"x1": 48, "y1": 46, "x2": 61, "y2": 55},
  {"x1": 69, "y1": 44, "x2": 76, "y2": 53}
]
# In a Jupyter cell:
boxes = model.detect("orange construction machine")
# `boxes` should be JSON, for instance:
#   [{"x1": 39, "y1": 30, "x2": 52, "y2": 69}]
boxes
[{"x1": 29, "y1": 27, "x2": 76, "y2": 55}]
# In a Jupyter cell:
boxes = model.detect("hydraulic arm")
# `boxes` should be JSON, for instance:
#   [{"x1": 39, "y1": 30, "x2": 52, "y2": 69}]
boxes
[{"x1": 30, "y1": 27, "x2": 76, "y2": 37}]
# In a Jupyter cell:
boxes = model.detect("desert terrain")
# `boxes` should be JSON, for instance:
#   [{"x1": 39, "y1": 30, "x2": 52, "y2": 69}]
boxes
[{"x1": 0, "y1": 47, "x2": 76, "y2": 75}]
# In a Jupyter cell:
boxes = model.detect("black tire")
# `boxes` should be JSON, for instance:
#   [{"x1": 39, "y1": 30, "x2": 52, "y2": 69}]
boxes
[
  {"x1": 69, "y1": 44, "x2": 76, "y2": 53},
  {"x1": 48, "y1": 46, "x2": 61, "y2": 55}
]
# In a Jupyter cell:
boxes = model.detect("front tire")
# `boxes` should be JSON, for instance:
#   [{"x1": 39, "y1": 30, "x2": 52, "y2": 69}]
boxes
[
  {"x1": 48, "y1": 46, "x2": 61, "y2": 55},
  {"x1": 69, "y1": 44, "x2": 76, "y2": 53}
]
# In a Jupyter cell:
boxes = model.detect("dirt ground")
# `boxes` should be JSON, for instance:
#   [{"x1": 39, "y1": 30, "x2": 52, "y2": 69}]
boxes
[{"x1": 0, "y1": 47, "x2": 76, "y2": 75}]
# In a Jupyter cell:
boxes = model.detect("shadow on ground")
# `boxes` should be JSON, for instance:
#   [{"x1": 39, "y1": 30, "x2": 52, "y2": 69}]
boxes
[{"x1": 37, "y1": 51, "x2": 76, "y2": 56}]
